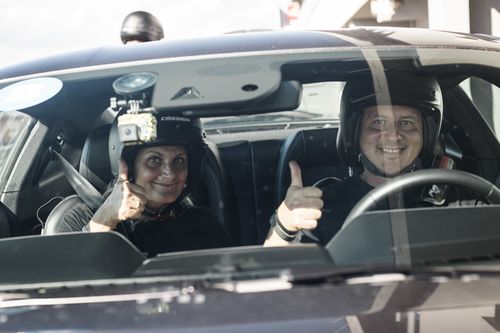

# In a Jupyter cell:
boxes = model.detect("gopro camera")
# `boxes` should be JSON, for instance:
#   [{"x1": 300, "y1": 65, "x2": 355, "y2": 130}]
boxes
[
  {"x1": 117, "y1": 112, "x2": 157, "y2": 145},
  {"x1": 111, "y1": 72, "x2": 159, "y2": 145}
]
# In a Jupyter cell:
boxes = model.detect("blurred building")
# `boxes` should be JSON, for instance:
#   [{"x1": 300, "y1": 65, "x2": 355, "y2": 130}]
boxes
[{"x1": 286, "y1": 0, "x2": 499, "y2": 37}]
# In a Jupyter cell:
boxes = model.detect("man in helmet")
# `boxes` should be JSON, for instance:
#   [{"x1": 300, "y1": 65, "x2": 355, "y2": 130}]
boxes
[
  {"x1": 120, "y1": 11, "x2": 164, "y2": 44},
  {"x1": 55, "y1": 114, "x2": 233, "y2": 257},
  {"x1": 265, "y1": 73, "x2": 444, "y2": 246}
]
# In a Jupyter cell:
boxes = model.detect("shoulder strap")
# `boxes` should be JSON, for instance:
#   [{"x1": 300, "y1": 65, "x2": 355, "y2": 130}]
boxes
[{"x1": 50, "y1": 147, "x2": 104, "y2": 211}]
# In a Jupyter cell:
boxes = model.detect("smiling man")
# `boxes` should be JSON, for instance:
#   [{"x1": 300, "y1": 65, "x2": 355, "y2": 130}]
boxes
[
  {"x1": 358, "y1": 104, "x2": 424, "y2": 186},
  {"x1": 265, "y1": 74, "x2": 443, "y2": 246}
]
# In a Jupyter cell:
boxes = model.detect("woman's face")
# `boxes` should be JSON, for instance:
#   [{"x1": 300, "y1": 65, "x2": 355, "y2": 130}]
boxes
[
  {"x1": 134, "y1": 145, "x2": 188, "y2": 210},
  {"x1": 359, "y1": 105, "x2": 423, "y2": 177}
]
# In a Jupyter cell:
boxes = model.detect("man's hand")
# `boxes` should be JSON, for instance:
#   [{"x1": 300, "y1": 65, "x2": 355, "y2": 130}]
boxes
[
  {"x1": 89, "y1": 159, "x2": 147, "y2": 231},
  {"x1": 277, "y1": 160, "x2": 323, "y2": 231}
]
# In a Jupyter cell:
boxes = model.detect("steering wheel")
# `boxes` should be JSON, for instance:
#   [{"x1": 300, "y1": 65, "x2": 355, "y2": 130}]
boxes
[{"x1": 342, "y1": 169, "x2": 500, "y2": 228}]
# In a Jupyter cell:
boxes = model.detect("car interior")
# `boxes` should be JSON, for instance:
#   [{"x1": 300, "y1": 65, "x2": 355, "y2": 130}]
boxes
[{"x1": 1, "y1": 48, "x2": 500, "y2": 265}]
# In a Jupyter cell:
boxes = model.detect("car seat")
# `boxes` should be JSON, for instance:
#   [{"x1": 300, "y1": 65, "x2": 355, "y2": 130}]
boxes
[{"x1": 274, "y1": 127, "x2": 350, "y2": 207}]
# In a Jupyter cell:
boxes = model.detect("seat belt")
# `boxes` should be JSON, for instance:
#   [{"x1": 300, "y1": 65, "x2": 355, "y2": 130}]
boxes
[{"x1": 49, "y1": 146, "x2": 104, "y2": 211}]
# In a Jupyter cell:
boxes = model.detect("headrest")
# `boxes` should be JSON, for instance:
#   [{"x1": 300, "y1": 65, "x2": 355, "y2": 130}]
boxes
[
  {"x1": 79, "y1": 124, "x2": 113, "y2": 193},
  {"x1": 281, "y1": 128, "x2": 340, "y2": 168},
  {"x1": 275, "y1": 127, "x2": 344, "y2": 206}
]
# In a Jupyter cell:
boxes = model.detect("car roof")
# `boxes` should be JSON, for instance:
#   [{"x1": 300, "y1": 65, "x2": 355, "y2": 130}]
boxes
[{"x1": 1, "y1": 27, "x2": 500, "y2": 81}]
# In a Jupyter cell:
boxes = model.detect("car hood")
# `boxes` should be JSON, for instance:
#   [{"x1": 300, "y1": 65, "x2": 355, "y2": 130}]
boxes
[
  {"x1": 2, "y1": 232, "x2": 500, "y2": 331},
  {"x1": 1, "y1": 271, "x2": 500, "y2": 332}
]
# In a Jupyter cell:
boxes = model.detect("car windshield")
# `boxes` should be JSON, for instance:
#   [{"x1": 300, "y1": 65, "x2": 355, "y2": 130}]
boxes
[
  {"x1": 1, "y1": 6, "x2": 500, "y2": 330},
  {"x1": 1, "y1": 41, "x2": 499, "y2": 271}
]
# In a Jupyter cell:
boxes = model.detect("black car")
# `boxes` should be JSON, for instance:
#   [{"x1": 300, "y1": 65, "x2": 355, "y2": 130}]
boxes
[{"x1": 1, "y1": 27, "x2": 500, "y2": 332}]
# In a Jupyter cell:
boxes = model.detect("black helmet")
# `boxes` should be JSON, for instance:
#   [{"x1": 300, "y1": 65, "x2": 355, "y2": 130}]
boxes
[
  {"x1": 108, "y1": 113, "x2": 207, "y2": 187},
  {"x1": 337, "y1": 73, "x2": 443, "y2": 173},
  {"x1": 120, "y1": 11, "x2": 164, "y2": 44}
]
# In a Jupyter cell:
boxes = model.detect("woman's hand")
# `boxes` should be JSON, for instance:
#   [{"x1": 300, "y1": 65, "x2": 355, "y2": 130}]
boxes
[{"x1": 89, "y1": 159, "x2": 147, "y2": 232}]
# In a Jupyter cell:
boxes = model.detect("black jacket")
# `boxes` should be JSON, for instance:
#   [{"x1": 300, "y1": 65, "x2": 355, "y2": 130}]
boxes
[{"x1": 57, "y1": 198, "x2": 233, "y2": 257}]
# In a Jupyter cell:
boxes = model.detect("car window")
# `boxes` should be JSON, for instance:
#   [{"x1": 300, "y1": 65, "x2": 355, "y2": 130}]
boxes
[
  {"x1": 297, "y1": 81, "x2": 343, "y2": 120},
  {"x1": 460, "y1": 77, "x2": 500, "y2": 142},
  {"x1": 202, "y1": 81, "x2": 344, "y2": 133},
  {"x1": 0, "y1": 111, "x2": 32, "y2": 182}
]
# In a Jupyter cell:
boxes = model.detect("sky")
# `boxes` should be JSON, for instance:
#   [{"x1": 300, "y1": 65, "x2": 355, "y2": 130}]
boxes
[
  {"x1": 3, "y1": 0, "x2": 492, "y2": 70},
  {"x1": 0, "y1": 0, "x2": 288, "y2": 69}
]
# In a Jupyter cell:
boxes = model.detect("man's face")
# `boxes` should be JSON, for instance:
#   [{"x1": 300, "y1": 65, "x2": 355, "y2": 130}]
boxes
[{"x1": 359, "y1": 105, "x2": 423, "y2": 177}]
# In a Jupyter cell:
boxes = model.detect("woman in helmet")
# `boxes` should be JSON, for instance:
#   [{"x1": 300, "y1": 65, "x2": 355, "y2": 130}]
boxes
[
  {"x1": 265, "y1": 73, "x2": 443, "y2": 246},
  {"x1": 61, "y1": 115, "x2": 233, "y2": 257}
]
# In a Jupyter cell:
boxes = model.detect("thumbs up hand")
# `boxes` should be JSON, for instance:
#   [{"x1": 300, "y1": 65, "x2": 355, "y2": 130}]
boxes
[
  {"x1": 276, "y1": 161, "x2": 323, "y2": 232},
  {"x1": 89, "y1": 159, "x2": 147, "y2": 231},
  {"x1": 113, "y1": 159, "x2": 147, "y2": 221}
]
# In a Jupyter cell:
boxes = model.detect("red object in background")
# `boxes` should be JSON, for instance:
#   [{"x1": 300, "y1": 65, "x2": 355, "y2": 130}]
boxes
[{"x1": 286, "y1": 1, "x2": 301, "y2": 25}]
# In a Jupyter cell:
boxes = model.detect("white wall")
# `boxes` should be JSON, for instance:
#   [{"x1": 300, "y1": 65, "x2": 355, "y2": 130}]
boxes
[
  {"x1": 428, "y1": 0, "x2": 470, "y2": 32},
  {"x1": 298, "y1": 0, "x2": 368, "y2": 29}
]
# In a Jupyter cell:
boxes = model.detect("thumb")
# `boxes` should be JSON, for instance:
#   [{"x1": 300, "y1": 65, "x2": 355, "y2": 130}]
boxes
[
  {"x1": 289, "y1": 160, "x2": 303, "y2": 187},
  {"x1": 118, "y1": 159, "x2": 129, "y2": 182}
]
